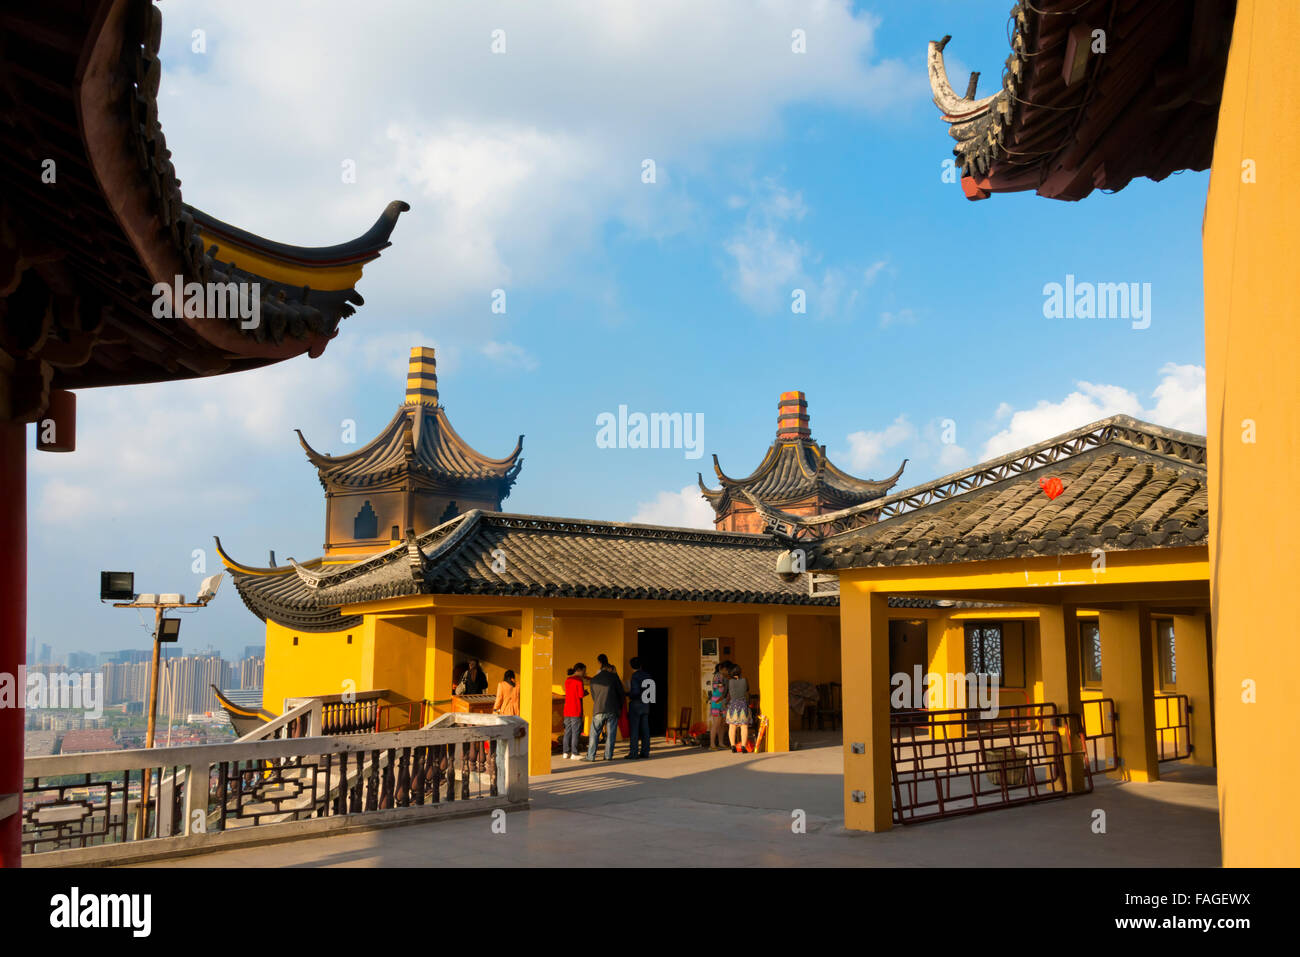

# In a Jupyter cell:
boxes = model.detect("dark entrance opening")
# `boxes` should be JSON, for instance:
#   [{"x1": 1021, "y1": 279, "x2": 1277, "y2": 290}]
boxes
[
  {"x1": 889, "y1": 619, "x2": 929, "y2": 726},
  {"x1": 636, "y1": 627, "x2": 669, "y2": 737}
]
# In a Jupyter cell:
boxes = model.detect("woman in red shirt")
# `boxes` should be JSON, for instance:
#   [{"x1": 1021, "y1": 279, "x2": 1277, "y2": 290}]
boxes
[{"x1": 562, "y1": 663, "x2": 588, "y2": 760}]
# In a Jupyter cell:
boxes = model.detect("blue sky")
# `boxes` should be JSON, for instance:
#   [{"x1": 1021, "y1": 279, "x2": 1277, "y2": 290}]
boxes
[{"x1": 27, "y1": 1, "x2": 1208, "y2": 661}]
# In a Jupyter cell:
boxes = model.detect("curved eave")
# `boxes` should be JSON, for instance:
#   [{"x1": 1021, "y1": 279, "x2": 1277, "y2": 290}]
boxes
[
  {"x1": 712, "y1": 443, "x2": 783, "y2": 487},
  {"x1": 214, "y1": 535, "x2": 326, "y2": 577},
  {"x1": 698, "y1": 473, "x2": 725, "y2": 505},
  {"x1": 430, "y1": 407, "x2": 524, "y2": 472},
  {"x1": 191, "y1": 200, "x2": 408, "y2": 293},
  {"x1": 823, "y1": 457, "x2": 908, "y2": 494},
  {"x1": 297, "y1": 406, "x2": 411, "y2": 470}
]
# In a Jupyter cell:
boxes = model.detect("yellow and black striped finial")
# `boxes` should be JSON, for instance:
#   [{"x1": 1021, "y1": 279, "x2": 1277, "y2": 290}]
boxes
[{"x1": 405, "y1": 346, "x2": 439, "y2": 405}]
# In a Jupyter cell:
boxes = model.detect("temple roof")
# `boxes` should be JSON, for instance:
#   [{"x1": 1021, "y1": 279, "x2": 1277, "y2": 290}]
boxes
[
  {"x1": 810, "y1": 416, "x2": 1208, "y2": 570},
  {"x1": 219, "y1": 511, "x2": 834, "y2": 631},
  {"x1": 929, "y1": 0, "x2": 1235, "y2": 201},
  {"x1": 700, "y1": 392, "x2": 905, "y2": 516},
  {"x1": 298, "y1": 404, "x2": 524, "y2": 495},
  {"x1": 0, "y1": 0, "x2": 405, "y2": 420}
]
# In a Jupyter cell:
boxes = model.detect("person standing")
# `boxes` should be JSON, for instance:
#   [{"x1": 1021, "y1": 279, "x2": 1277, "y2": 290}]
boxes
[
  {"x1": 456, "y1": 659, "x2": 488, "y2": 695},
  {"x1": 726, "y1": 665, "x2": 751, "y2": 753},
  {"x1": 562, "y1": 664, "x2": 588, "y2": 760},
  {"x1": 708, "y1": 663, "x2": 730, "y2": 750},
  {"x1": 492, "y1": 669, "x2": 520, "y2": 716},
  {"x1": 586, "y1": 662, "x2": 624, "y2": 761},
  {"x1": 626, "y1": 657, "x2": 653, "y2": 759}
]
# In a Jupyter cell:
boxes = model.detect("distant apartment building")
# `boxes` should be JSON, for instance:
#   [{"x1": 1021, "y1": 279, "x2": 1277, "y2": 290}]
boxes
[{"x1": 238, "y1": 655, "x2": 264, "y2": 691}]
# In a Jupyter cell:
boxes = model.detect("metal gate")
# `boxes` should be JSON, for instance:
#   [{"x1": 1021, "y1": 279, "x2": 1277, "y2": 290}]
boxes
[
  {"x1": 1153, "y1": 693, "x2": 1192, "y2": 761},
  {"x1": 1081, "y1": 697, "x2": 1118, "y2": 772},
  {"x1": 890, "y1": 705, "x2": 1093, "y2": 825}
]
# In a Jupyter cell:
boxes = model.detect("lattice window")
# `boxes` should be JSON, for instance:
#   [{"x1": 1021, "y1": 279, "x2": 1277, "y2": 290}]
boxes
[
  {"x1": 1079, "y1": 619, "x2": 1103, "y2": 686},
  {"x1": 1156, "y1": 619, "x2": 1176, "y2": 687},
  {"x1": 964, "y1": 623, "x2": 1004, "y2": 681}
]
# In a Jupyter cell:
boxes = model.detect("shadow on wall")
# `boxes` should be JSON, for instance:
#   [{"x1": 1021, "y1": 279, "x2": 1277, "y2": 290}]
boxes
[{"x1": 452, "y1": 627, "x2": 520, "y2": 694}]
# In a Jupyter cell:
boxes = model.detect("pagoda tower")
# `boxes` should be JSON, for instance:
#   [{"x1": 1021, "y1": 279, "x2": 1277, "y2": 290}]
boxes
[
  {"x1": 699, "y1": 391, "x2": 905, "y2": 534},
  {"x1": 298, "y1": 347, "x2": 524, "y2": 556}
]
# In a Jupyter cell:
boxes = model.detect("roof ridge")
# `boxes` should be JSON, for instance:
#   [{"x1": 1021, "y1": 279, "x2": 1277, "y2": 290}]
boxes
[{"x1": 774, "y1": 415, "x2": 1206, "y2": 536}]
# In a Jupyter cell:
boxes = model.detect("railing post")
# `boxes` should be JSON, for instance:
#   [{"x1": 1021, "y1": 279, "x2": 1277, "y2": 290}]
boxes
[
  {"x1": 182, "y1": 761, "x2": 210, "y2": 836},
  {"x1": 505, "y1": 724, "x2": 527, "y2": 803},
  {"x1": 157, "y1": 768, "x2": 177, "y2": 838}
]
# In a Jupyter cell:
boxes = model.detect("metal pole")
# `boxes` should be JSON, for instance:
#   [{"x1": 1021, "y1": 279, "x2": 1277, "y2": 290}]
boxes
[{"x1": 135, "y1": 605, "x2": 163, "y2": 840}]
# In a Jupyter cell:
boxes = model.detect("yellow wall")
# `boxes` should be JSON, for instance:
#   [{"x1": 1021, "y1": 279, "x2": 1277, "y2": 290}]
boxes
[
  {"x1": 553, "y1": 615, "x2": 624, "y2": 733},
  {"x1": 1203, "y1": 0, "x2": 1300, "y2": 866},
  {"x1": 263, "y1": 619, "x2": 365, "y2": 714},
  {"x1": 365, "y1": 615, "x2": 427, "y2": 702}
]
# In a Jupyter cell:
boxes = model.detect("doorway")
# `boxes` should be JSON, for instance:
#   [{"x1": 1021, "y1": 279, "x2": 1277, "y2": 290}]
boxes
[
  {"x1": 636, "y1": 628, "x2": 669, "y2": 736},
  {"x1": 889, "y1": 619, "x2": 928, "y2": 725}
]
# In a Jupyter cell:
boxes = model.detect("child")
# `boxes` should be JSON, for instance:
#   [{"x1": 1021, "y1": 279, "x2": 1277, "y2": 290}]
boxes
[{"x1": 562, "y1": 663, "x2": 588, "y2": 760}]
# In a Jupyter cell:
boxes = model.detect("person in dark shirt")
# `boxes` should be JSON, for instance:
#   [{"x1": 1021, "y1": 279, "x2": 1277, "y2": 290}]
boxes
[
  {"x1": 626, "y1": 657, "x2": 653, "y2": 759},
  {"x1": 455, "y1": 659, "x2": 488, "y2": 695},
  {"x1": 585, "y1": 662, "x2": 625, "y2": 761}
]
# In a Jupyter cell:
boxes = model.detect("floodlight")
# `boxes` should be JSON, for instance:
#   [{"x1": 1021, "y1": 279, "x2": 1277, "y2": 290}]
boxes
[
  {"x1": 158, "y1": 618, "x2": 181, "y2": 642},
  {"x1": 159, "y1": 593, "x2": 183, "y2": 605},
  {"x1": 136, "y1": 594, "x2": 158, "y2": 606},
  {"x1": 196, "y1": 573, "x2": 224, "y2": 604},
  {"x1": 100, "y1": 571, "x2": 135, "y2": 601}
]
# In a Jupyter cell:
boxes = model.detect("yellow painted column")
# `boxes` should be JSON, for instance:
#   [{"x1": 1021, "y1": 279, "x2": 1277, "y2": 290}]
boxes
[
  {"x1": 424, "y1": 613, "x2": 455, "y2": 707},
  {"x1": 840, "y1": 586, "x2": 891, "y2": 831},
  {"x1": 757, "y1": 612, "x2": 789, "y2": 752},
  {"x1": 1099, "y1": 605, "x2": 1159, "y2": 782},
  {"x1": 1037, "y1": 605, "x2": 1086, "y2": 792},
  {"x1": 925, "y1": 616, "x2": 961, "y2": 737},
  {"x1": 1172, "y1": 613, "x2": 1215, "y2": 767},
  {"x1": 925, "y1": 617, "x2": 963, "y2": 705},
  {"x1": 1203, "y1": 0, "x2": 1300, "y2": 866},
  {"x1": 519, "y1": 606, "x2": 555, "y2": 776}
]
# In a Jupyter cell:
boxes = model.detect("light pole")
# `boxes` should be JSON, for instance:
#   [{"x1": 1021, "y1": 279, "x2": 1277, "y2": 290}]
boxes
[{"x1": 101, "y1": 572, "x2": 222, "y2": 839}]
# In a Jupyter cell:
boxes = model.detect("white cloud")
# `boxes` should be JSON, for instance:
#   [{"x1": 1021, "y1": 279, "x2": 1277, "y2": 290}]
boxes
[
  {"x1": 724, "y1": 180, "x2": 883, "y2": 318},
  {"x1": 480, "y1": 340, "x2": 538, "y2": 370},
  {"x1": 879, "y1": 308, "x2": 917, "y2": 329},
  {"x1": 1147, "y1": 362, "x2": 1207, "y2": 432},
  {"x1": 840, "y1": 414, "x2": 915, "y2": 473},
  {"x1": 936, "y1": 442, "x2": 970, "y2": 472},
  {"x1": 981, "y1": 364, "x2": 1207, "y2": 459},
  {"x1": 630, "y1": 484, "x2": 716, "y2": 529},
  {"x1": 158, "y1": 1, "x2": 914, "y2": 319}
]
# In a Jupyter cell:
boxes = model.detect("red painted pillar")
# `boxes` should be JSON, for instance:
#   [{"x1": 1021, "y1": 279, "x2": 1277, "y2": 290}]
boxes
[{"x1": 0, "y1": 418, "x2": 25, "y2": 867}]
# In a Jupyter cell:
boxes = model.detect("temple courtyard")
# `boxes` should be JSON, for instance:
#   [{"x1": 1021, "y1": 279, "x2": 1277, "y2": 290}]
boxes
[{"x1": 140, "y1": 733, "x2": 1220, "y2": 868}]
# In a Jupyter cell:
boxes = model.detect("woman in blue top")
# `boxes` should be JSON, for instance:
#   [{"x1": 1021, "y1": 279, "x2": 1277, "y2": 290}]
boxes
[{"x1": 708, "y1": 663, "x2": 729, "y2": 750}]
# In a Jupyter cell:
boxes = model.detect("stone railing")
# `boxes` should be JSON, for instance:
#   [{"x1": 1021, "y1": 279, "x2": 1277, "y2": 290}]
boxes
[{"x1": 21, "y1": 713, "x2": 527, "y2": 867}]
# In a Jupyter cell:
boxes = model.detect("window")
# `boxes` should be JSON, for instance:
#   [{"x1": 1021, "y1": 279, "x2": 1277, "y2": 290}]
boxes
[
  {"x1": 1156, "y1": 619, "x2": 1176, "y2": 687},
  {"x1": 964, "y1": 623, "x2": 1004, "y2": 680},
  {"x1": 353, "y1": 500, "x2": 379, "y2": 539},
  {"x1": 1079, "y1": 620, "x2": 1102, "y2": 686}
]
